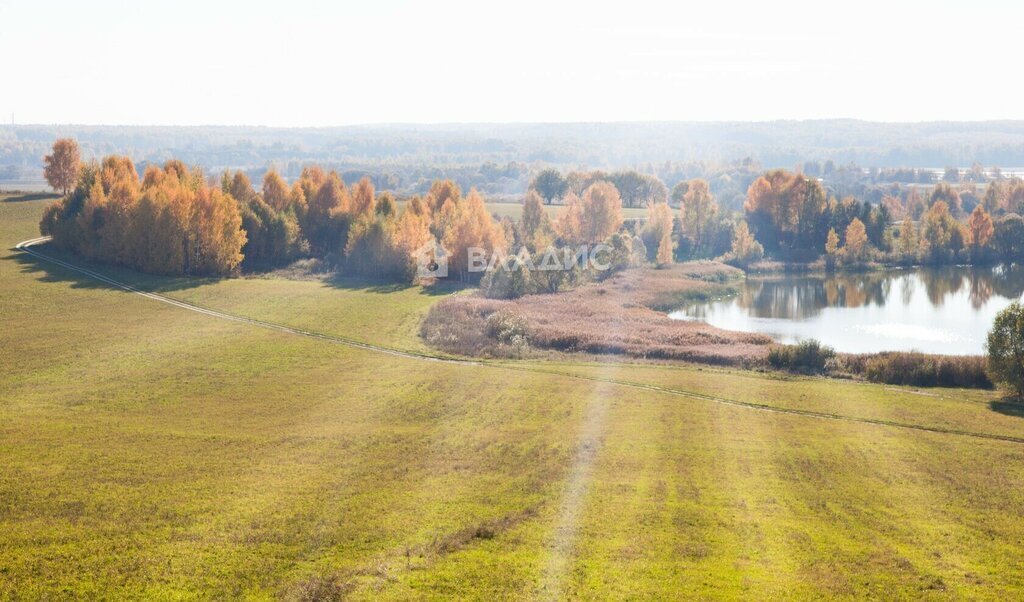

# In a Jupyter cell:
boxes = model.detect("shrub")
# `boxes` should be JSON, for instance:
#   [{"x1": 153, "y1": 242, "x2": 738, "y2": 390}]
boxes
[
  {"x1": 282, "y1": 572, "x2": 351, "y2": 601},
  {"x1": 480, "y1": 258, "x2": 533, "y2": 299},
  {"x1": 767, "y1": 340, "x2": 835, "y2": 374},
  {"x1": 420, "y1": 298, "x2": 533, "y2": 358},
  {"x1": 484, "y1": 309, "x2": 531, "y2": 353}
]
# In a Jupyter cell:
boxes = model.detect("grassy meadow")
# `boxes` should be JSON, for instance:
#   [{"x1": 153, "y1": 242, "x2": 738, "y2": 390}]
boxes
[{"x1": 3, "y1": 193, "x2": 1024, "y2": 599}]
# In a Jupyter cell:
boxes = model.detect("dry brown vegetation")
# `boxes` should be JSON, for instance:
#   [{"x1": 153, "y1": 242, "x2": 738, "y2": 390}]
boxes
[
  {"x1": 421, "y1": 262, "x2": 773, "y2": 364},
  {"x1": 834, "y1": 351, "x2": 992, "y2": 389}
]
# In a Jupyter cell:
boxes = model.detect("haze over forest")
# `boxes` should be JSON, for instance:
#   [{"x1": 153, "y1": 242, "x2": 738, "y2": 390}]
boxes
[{"x1": 5, "y1": 121, "x2": 1024, "y2": 195}]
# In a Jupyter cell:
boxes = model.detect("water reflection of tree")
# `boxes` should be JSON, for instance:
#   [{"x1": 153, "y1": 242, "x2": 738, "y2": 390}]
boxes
[
  {"x1": 968, "y1": 273, "x2": 993, "y2": 309},
  {"x1": 921, "y1": 268, "x2": 963, "y2": 307},
  {"x1": 991, "y1": 264, "x2": 1024, "y2": 300},
  {"x1": 736, "y1": 265, "x2": 1024, "y2": 318}
]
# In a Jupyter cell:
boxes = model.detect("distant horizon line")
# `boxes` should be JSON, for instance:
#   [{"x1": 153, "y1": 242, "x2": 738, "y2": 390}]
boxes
[{"x1": 4, "y1": 118, "x2": 1024, "y2": 129}]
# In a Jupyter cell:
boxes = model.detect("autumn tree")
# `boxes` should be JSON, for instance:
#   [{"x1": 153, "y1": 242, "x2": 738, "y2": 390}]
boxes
[
  {"x1": 298, "y1": 165, "x2": 327, "y2": 205},
  {"x1": 190, "y1": 186, "x2": 246, "y2": 275},
  {"x1": 824, "y1": 228, "x2": 840, "y2": 269},
  {"x1": 579, "y1": 182, "x2": 624, "y2": 243},
  {"x1": 565, "y1": 170, "x2": 609, "y2": 197},
  {"x1": 43, "y1": 138, "x2": 81, "y2": 195},
  {"x1": 1009, "y1": 179, "x2": 1024, "y2": 214},
  {"x1": 880, "y1": 194, "x2": 905, "y2": 221},
  {"x1": 426, "y1": 179, "x2": 461, "y2": 212},
  {"x1": 93, "y1": 156, "x2": 141, "y2": 263},
  {"x1": 393, "y1": 198, "x2": 434, "y2": 277},
  {"x1": 351, "y1": 177, "x2": 376, "y2": 217},
  {"x1": 646, "y1": 202, "x2": 674, "y2": 266},
  {"x1": 728, "y1": 221, "x2": 764, "y2": 268},
  {"x1": 919, "y1": 201, "x2": 963, "y2": 263},
  {"x1": 744, "y1": 169, "x2": 827, "y2": 254},
  {"x1": 554, "y1": 192, "x2": 585, "y2": 245},
  {"x1": 224, "y1": 171, "x2": 255, "y2": 203},
  {"x1": 680, "y1": 179, "x2": 718, "y2": 255},
  {"x1": 261, "y1": 169, "x2": 289, "y2": 210},
  {"x1": 897, "y1": 219, "x2": 918, "y2": 261},
  {"x1": 302, "y1": 171, "x2": 351, "y2": 255},
  {"x1": 843, "y1": 218, "x2": 869, "y2": 262},
  {"x1": 967, "y1": 205, "x2": 994, "y2": 261},
  {"x1": 929, "y1": 183, "x2": 962, "y2": 215},
  {"x1": 288, "y1": 182, "x2": 307, "y2": 214},
  {"x1": 42, "y1": 157, "x2": 245, "y2": 276},
  {"x1": 519, "y1": 190, "x2": 555, "y2": 252},
  {"x1": 442, "y1": 189, "x2": 507, "y2": 280},
  {"x1": 906, "y1": 186, "x2": 927, "y2": 220}
]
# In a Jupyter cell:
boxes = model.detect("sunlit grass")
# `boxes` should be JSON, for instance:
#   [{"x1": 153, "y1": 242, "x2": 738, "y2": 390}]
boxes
[{"x1": 4, "y1": 195, "x2": 1024, "y2": 598}]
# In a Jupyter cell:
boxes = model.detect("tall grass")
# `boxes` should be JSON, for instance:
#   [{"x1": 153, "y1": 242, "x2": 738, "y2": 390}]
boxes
[{"x1": 837, "y1": 352, "x2": 992, "y2": 389}]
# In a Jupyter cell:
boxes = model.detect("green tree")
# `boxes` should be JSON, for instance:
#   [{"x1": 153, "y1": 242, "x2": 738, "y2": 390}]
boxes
[
  {"x1": 609, "y1": 170, "x2": 667, "y2": 208},
  {"x1": 994, "y1": 214, "x2": 1024, "y2": 261},
  {"x1": 670, "y1": 180, "x2": 689, "y2": 206},
  {"x1": 530, "y1": 168, "x2": 568, "y2": 204},
  {"x1": 987, "y1": 302, "x2": 1024, "y2": 397}
]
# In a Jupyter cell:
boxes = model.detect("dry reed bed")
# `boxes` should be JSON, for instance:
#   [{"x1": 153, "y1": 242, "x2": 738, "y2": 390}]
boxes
[{"x1": 422, "y1": 262, "x2": 773, "y2": 365}]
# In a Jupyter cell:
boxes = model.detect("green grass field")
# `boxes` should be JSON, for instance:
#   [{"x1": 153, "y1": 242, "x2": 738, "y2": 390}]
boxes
[{"x1": 3, "y1": 193, "x2": 1024, "y2": 599}]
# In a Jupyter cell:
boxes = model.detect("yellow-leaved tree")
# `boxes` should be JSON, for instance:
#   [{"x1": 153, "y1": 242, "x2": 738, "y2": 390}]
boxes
[
  {"x1": 261, "y1": 169, "x2": 289, "y2": 210},
  {"x1": 442, "y1": 189, "x2": 506, "y2": 280},
  {"x1": 43, "y1": 138, "x2": 81, "y2": 195},
  {"x1": 843, "y1": 218, "x2": 868, "y2": 261},
  {"x1": 646, "y1": 202, "x2": 674, "y2": 266}
]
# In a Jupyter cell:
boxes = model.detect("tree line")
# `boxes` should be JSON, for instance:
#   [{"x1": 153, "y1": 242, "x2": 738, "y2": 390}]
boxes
[
  {"x1": 741, "y1": 169, "x2": 1024, "y2": 267},
  {"x1": 40, "y1": 141, "x2": 511, "y2": 280},
  {"x1": 38, "y1": 139, "x2": 1024, "y2": 286}
]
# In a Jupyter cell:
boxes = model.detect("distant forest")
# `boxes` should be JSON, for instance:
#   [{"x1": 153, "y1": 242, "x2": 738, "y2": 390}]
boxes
[{"x1": 5, "y1": 121, "x2": 1024, "y2": 202}]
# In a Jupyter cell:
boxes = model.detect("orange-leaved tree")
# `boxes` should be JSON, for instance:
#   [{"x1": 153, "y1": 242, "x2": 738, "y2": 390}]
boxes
[
  {"x1": 43, "y1": 138, "x2": 81, "y2": 195},
  {"x1": 261, "y1": 169, "x2": 289, "y2": 210}
]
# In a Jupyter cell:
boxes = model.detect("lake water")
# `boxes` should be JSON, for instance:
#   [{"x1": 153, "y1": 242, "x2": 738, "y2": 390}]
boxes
[{"x1": 669, "y1": 265, "x2": 1024, "y2": 355}]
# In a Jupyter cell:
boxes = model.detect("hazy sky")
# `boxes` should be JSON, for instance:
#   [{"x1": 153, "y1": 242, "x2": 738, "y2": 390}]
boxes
[{"x1": 2, "y1": 0, "x2": 1022, "y2": 125}]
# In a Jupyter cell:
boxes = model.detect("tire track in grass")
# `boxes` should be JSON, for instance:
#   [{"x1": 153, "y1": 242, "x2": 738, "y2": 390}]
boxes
[
  {"x1": 16, "y1": 237, "x2": 475, "y2": 365},
  {"x1": 15, "y1": 236, "x2": 1024, "y2": 595},
  {"x1": 16, "y1": 236, "x2": 1024, "y2": 449}
]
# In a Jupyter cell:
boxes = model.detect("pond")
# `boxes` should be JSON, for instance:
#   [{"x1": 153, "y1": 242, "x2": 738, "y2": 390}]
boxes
[{"x1": 669, "y1": 265, "x2": 1024, "y2": 355}]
